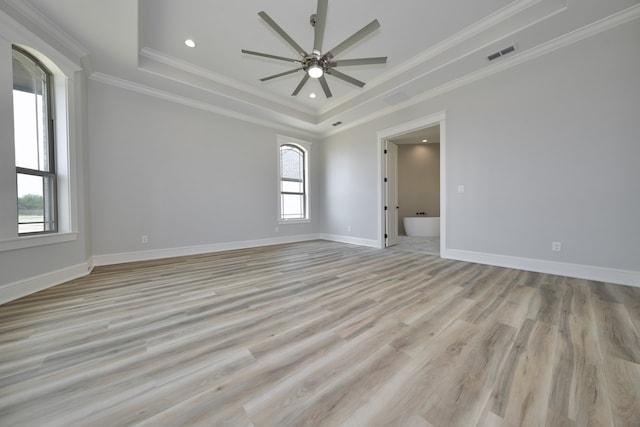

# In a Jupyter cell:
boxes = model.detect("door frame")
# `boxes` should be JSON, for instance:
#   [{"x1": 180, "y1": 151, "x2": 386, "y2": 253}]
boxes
[
  {"x1": 384, "y1": 140, "x2": 399, "y2": 247},
  {"x1": 377, "y1": 111, "x2": 447, "y2": 254}
]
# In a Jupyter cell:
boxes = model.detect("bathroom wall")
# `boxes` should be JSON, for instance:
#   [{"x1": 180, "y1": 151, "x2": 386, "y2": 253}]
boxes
[{"x1": 397, "y1": 144, "x2": 440, "y2": 235}]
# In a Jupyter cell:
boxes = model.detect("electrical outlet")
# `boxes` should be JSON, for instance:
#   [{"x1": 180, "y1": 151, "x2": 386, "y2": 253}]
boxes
[
  {"x1": 348, "y1": 225, "x2": 352, "y2": 232},
  {"x1": 457, "y1": 185, "x2": 465, "y2": 193},
  {"x1": 275, "y1": 226, "x2": 279, "y2": 233},
  {"x1": 141, "y1": 235, "x2": 148, "y2": 244},
  {"x1": 552, "y1": 241, "x2": 561, "y2": 252}
]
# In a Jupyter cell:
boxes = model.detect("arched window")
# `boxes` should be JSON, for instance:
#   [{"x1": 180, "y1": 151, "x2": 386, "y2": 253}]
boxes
[
  {"x1": 279, "y1": 141, "x2": 309, "y2": 221},
  {"x1": 12, "y1": 46, "x2": 57, "y2": 234}
]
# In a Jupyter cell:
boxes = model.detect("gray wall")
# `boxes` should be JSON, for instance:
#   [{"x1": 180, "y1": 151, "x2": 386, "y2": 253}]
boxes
[
  {"x1": 397, "y1": 144, "x2": 440, "y2": 235},
  {"x1": 320, "y1": 20, "x2": 640, "y2": 271},
  {"x1": 88, "y1": 81, "x2": 320, "y2": 257},
  {"x1": 320, "y1": 125, "x2": 379, "y2": 240}
]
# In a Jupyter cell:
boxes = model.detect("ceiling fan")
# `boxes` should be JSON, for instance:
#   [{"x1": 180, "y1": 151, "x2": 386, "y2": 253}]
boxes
[{"x1": 241, "y1": 0, "x2": 387, "y2": 98}]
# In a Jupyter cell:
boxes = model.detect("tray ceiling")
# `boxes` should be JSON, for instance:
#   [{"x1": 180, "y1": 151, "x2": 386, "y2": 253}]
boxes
[{"x1": 11, "y1": 0, "x2": 640, "y2": 135}]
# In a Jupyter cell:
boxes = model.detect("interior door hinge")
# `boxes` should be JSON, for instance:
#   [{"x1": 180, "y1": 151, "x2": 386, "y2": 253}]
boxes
[
  {"x1": 384, "y1": 234, "x2": 388, "y2": 239},
  {"x1": 384, "y1": 206, "x2": 388, "y2": 210},
  {"x1": 384, "y1": 177, "x2": 388, "y2": 182},
  {"x1": 384, "y1": 149, "x2": 387, "y2": 154}
]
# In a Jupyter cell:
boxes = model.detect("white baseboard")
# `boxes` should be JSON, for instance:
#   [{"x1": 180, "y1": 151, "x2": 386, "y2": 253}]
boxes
[
  {"x1": 320, "y1": 234, "x2": 380, "y2": 248},
  {"x1": 6, "y1": 239, "x2": 635, "y2": 307},
  {"x1": 444, "y1": 249, "x2": 640, "y2": 288},
  {"x1": 1, "y1": 235, "x2": 324, "y2": 304},
  {"x1": 92, "y1": 234, "x2": 324, "y2": 266},
  {"x1": 0, "y1": 262, "x2": 93, "y2": 305}
]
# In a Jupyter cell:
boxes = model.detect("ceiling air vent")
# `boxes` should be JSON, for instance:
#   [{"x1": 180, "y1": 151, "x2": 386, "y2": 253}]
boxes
[{"x1": 487, "y1": 45, "x2": 516, "y2": 61}]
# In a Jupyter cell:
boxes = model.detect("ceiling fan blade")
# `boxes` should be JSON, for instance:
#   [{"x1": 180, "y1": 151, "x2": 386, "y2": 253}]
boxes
[
  {"x1": 329, "y1": 57, "x2": 387, "y2": 67},
  {"x1": 242, "y1": 50, "x2": 302, "y2": 64},
  {"x1": 325, "y1": 19, "x2": 381, "y2": 60},
  {"x1": 291, "y1": 74, "x2": 310, "y2": 96},
  {"x1": 326, "y1": 69, "x2": 365, "y2": 88},
  {"x1": 260, "y1": 68, "x2": 302, "y2": 82},
  {"x1": 258, "y1": 11, "x2": 307, "y2": 57},
  {"x1": 319, "y1": 75, "x2": 332, "y2": 98},
  {"x1": 313, "y1": 0, "x2": 328, "y2": 52}
]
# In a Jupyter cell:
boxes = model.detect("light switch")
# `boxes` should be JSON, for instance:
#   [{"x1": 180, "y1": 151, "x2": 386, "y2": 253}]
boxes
[{"x1": 457, "y1": 185, "x2": 465, "y2": 193}]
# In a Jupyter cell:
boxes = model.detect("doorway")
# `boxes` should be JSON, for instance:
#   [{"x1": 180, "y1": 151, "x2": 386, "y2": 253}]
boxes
[{"x1": 377, "y1": 111, "x2": 446, "y2": 256}]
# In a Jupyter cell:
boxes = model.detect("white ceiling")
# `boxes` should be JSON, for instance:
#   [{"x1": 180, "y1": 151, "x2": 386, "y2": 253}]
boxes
[{"x1": 11, "y1": 0, "x2": 640, "y2": 136}]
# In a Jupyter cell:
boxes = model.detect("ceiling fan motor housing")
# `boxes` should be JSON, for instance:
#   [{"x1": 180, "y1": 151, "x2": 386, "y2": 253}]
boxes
[{"x1": 303, "y1": 50, "x2": 327, "y2": 75}]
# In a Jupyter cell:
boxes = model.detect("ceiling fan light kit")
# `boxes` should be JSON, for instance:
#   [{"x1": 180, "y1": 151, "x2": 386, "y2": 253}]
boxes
[
  {"x1": 307, "y1": 64, "x2": 324, "y2": 78},
  {"x1": 241, "y1": 0, "x2": 387, "y2": 98},
  {"x1": 305, "y1": 50, "x2": 325, "y2": 78}
]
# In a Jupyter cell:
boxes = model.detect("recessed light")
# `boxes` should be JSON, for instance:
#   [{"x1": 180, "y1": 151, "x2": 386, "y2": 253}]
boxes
[
  {"x1": 422, "y1": 139, "x2": 428, "y2": 143},
  {"x1": 184, "y1": 39, "x2": 196, "y2": 48},
  {"x1": 309, "y1": 93, "x2": 317, "y2": 99}
]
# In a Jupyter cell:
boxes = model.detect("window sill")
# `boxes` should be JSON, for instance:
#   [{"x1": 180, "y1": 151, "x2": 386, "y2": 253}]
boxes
[
  {"x1": 278, "y1": 219, "x2": 311, "y2": 225},
  {"x1": 0, "y1": 232, "x2": 78, "y2": 252}
]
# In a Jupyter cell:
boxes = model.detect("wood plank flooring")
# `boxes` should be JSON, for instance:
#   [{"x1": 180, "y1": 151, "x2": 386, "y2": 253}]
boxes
[{"x1": 0, "y1": 240, "x2": 639, "y2": 426}]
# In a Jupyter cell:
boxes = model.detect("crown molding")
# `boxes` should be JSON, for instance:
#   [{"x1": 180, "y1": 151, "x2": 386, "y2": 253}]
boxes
[
  {"x1": 62, "y1": 1, "x2": 640, "y2": 139},
  {"x1": 0, "y1": 7, "x2": 82, "y2": 75},
  {"x1": 90, "y1": 72, "x2": 318, "y2": 139},
  {"x1": 92, "y1": 0, "x2": 640, "y2": 141},
  {"x1": 136, "y1": 0, "x2": 560, "y2": 123},
  {"x1": 318, "y1": 0, "x2": 557, "y2": 116},
  {"x1": 1, "y1": 0, "x2": 89, "y2": 59},
  {"x1": 322, "y1": 3, "x2": 640, "y2": 137},
  {"x1": 318, "y1": 0, "x2": 568, "y2": 124},
  {"x1": 139, "y1": 47, "x2": 315, "y2": 116}
]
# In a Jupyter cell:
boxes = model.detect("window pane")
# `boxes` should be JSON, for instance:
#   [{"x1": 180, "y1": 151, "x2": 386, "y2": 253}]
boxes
[
  {"x1": 17, "y1": 173, "x2": 56, "y2": 234},
  {"x1": 282, "y1": 180, "x2": 303, "y2": 193},
  {"x1": 13, "y1": 47, "x2": 57, "y2": 235},
  {"x1": 279, "y1": 142, "x2": 308, "y2": 221},
  {"x1": 13, "y1": 90, "x2": 40, "y2": 170},
  {"x1": 17, "y1": 174, "x2": 44, "y2": 233},
  {"x1": 281, "y1": 194, "x2": 304, "y2": 219},
  {"x1": 13, "y1": 51, "x2": 51, "y2": 172},
  {"x1": 281, "y1": 146, "x2": 302, "y2": 180}
]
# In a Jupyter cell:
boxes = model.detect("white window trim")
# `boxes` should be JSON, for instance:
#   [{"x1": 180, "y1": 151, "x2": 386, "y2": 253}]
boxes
[
  {"x1": 0, "y1": 11, "x2": 82, "y2": 252},
  {"x1": 0, "y1": 232, "x2": 78, "y2": 251},
  {"x1": 277, "y1": 135, "x2": 311, "y2": 225}
]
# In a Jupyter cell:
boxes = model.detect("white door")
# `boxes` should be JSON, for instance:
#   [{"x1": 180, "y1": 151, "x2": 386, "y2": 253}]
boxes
[{"x1": 385, "y1": 141, "x2": 399, "y2": 247}]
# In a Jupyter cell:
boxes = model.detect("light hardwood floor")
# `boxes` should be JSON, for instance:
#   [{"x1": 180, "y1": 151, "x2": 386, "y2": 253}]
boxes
[{"x1": 1, "y1": 240, "x2": 639, "y2": 426}]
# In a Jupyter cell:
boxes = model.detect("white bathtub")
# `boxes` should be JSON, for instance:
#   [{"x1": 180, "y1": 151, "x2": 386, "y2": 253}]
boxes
[{"x1": 403, "y1": 217, "x2": 440, "y2": 237}]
